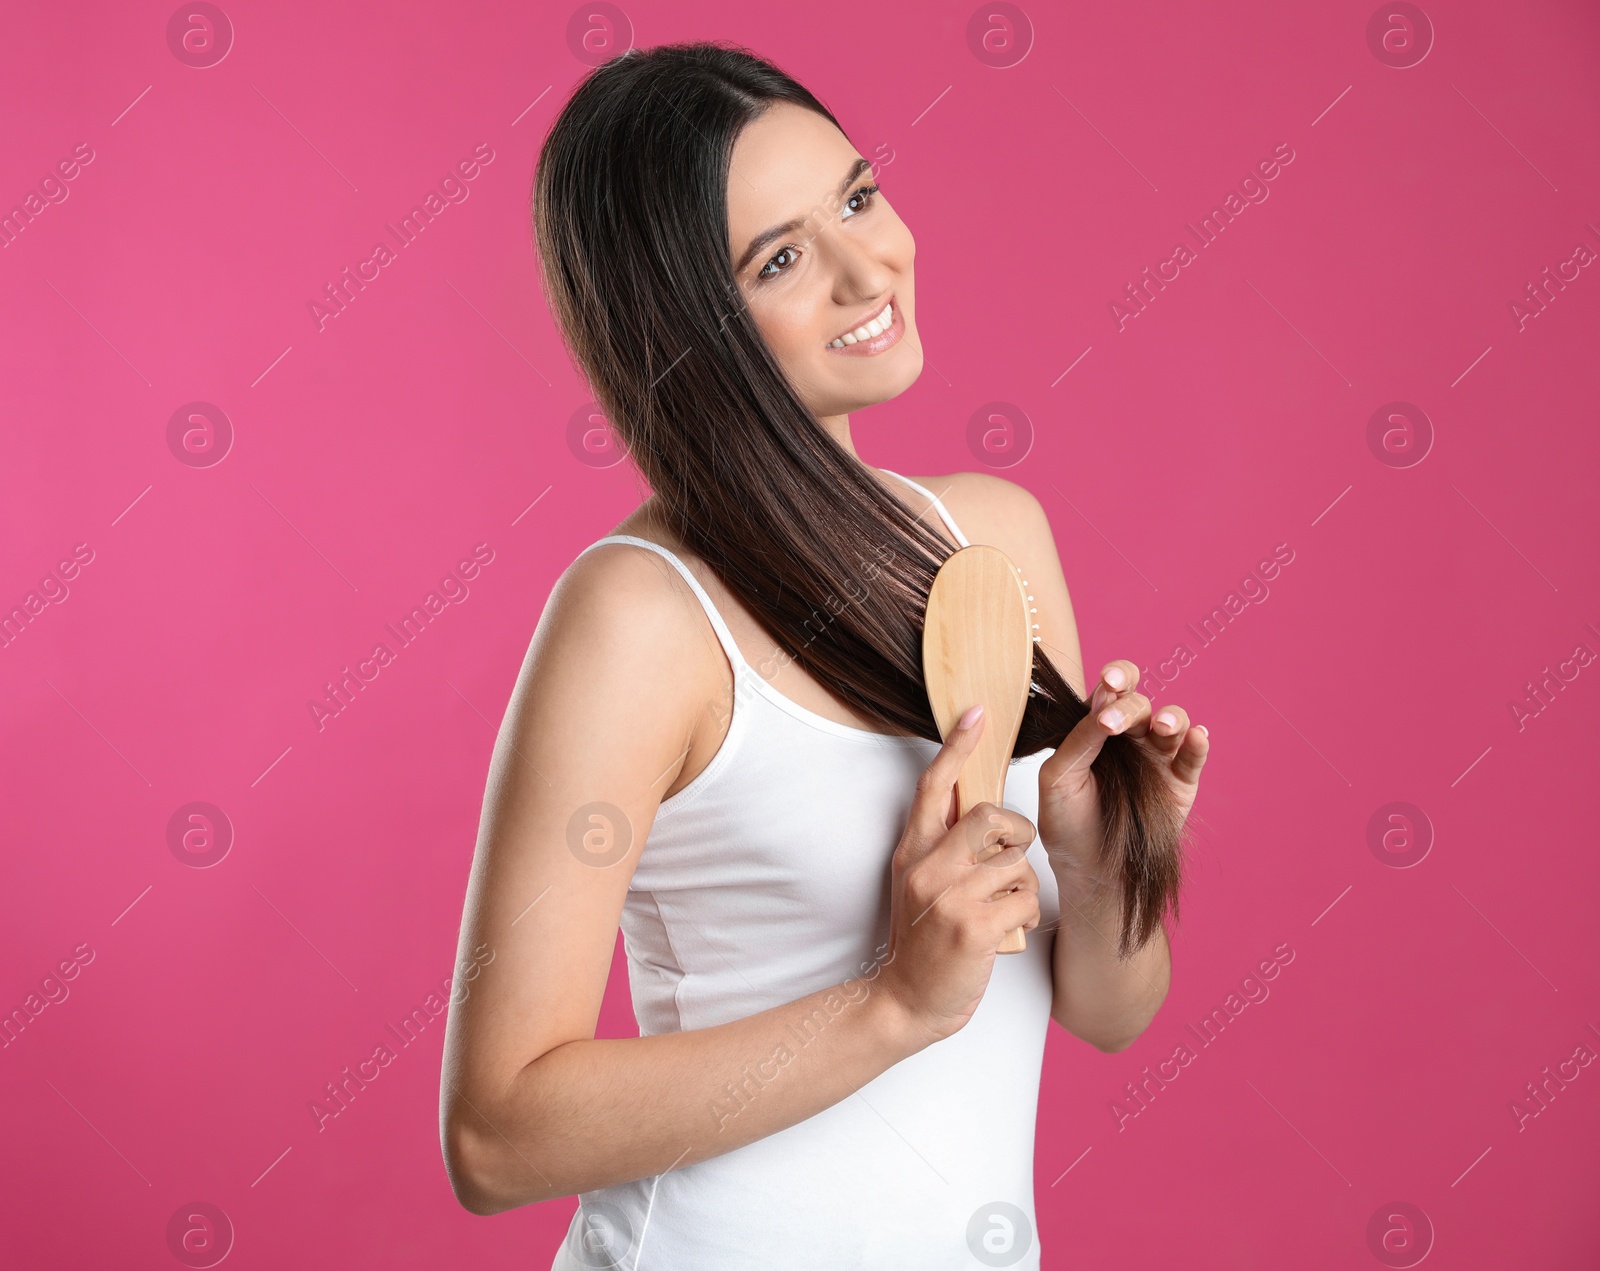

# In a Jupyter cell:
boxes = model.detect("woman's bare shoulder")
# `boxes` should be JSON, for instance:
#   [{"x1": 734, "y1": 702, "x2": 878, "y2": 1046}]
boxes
[
  {"x1": 547, "y1": 516, "x2": 705, "y2": 650},
  {"x1": 525, "y1": 511, "x2": 717, "y2": 722},
  {"x1": 927, "y1": 471, "x2": 1084, "y2": 696},
  {"x1": 908, "y1": 471, "x2": 1046, "y2": 538}
]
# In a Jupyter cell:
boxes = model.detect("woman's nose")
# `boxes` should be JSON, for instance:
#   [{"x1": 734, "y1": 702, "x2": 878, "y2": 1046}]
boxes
[{"x1": 821, "y1": 229, "x2": 893, "y2": 301}]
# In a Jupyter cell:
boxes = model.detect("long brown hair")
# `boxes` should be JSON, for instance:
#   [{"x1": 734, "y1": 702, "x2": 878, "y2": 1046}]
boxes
[{"x1": 532, "y1": 40, "x2": 1185, "y2": 958}]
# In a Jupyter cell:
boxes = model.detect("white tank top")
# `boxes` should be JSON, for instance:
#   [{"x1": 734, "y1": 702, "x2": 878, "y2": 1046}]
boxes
[{"x1": 551, "y1": 472, "x2": 1060, "y2": 1270}]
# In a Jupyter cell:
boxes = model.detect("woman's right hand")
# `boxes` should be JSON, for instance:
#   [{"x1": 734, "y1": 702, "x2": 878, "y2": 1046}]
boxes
[{"x1": 876, "y1": 705, "x2": 1041, "y2": 1050}]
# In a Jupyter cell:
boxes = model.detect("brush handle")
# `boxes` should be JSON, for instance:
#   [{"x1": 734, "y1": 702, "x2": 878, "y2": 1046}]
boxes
[
  {"x1": 953, "y1": 764, "x2": 1028, "y2": 955},
  {"x1": 923, "y1": 544, "x2": 1035, "y2": 958}
]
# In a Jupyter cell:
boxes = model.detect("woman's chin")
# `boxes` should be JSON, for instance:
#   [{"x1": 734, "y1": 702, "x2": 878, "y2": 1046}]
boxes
[
  {"x1": 822, "y1": 344, "x2": 925, "y2": 411},
  {"x1": 874, "y1": 343, "x2": 925, "y2": 402}
]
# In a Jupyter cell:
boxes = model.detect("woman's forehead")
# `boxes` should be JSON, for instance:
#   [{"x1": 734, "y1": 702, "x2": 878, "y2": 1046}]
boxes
[{"x1": 727, "y1": 105, "x2": 858, "y2": 230}]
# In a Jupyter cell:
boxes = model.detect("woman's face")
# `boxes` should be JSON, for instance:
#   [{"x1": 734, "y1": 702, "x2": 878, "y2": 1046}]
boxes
[{"x1": 726, "y1": 102, "x2": 922, "y2": 421}]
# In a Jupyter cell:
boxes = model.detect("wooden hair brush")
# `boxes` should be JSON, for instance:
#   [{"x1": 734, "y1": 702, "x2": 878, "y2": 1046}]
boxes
[{"x1": 922, "y1": 544, "x2": 1036, "y2": 955}]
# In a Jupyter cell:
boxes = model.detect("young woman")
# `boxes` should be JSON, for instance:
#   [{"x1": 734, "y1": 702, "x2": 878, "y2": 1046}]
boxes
[{"x1": 440, "y1": 41, "x2": 1208, "y2": 1269}]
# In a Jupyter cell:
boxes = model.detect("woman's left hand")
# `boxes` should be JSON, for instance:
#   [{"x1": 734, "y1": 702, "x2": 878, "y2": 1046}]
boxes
[{"x1": 1036, "y1": 659, "x2": 1209, "y2": 881}]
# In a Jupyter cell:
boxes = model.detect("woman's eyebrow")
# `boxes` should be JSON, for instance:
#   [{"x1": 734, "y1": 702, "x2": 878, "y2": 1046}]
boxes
[{"x1": 734, "y1": 156, "x2": 874, "y2": 273}]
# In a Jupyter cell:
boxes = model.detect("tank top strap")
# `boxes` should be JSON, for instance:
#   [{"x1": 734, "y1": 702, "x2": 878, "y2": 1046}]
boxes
[
  {"x1": 877, "y1": 468, "x2": 970, "y2": 547},
  {"x1": 577, "y1": 535, "x2": 750, "y2": 676}
]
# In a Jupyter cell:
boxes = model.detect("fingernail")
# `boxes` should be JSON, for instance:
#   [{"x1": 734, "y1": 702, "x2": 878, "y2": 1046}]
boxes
[
  {"x1": 1155, "y1": 711, "x2": 1177, "y2": 732},
  {"x1": 1105, "y1": 666, "x2": 1126, "y2": 690},
  {"x1": 959, "y1": 703, "x2": 985, "y2": 730},
  {"x1": 1099, "y1": 707, "x2": 1123, "y2": 729},
  {"x1": 1195, "y1": 724, "x2": 1209, "y2": 738}
]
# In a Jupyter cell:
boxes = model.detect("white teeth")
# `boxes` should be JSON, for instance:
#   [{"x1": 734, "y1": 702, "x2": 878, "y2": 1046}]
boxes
[{"x1": 828, "y1": 301, "x2": 893, "y2": 349}]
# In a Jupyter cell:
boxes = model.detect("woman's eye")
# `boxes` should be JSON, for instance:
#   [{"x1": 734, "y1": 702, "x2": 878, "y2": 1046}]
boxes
[
  {"x1": 759, "y1": 247, "x2": 797, "y2": 279},
  {"x1": 844, "y1": 183, "x2": 880, "y2": 217},
  {"x1": 756, "y1": 185, "x2": 881, "y2": 281}
]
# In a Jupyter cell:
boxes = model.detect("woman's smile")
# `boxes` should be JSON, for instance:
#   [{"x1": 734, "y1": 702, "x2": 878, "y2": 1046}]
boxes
[{"x1": 824, "y1": 295, "x2": 903, "y2": 356}]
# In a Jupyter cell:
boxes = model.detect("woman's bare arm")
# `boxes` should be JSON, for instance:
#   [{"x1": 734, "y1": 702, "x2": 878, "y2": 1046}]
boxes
[{"x1": 438, "y1": 544, "x2": 927, "y2": 1214}]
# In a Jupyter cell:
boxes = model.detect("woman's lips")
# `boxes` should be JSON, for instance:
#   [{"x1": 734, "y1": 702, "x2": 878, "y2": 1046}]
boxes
[{"x1": 825, "y1": 297, "x2": 903, "y2": 357}]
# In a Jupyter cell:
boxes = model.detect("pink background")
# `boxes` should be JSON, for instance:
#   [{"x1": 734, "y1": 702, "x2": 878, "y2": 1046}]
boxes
[{"x1": 3, "y1": 0, "x2": 1597, "y2": 1267}]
